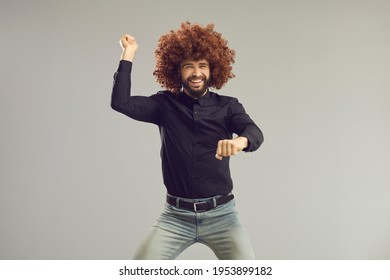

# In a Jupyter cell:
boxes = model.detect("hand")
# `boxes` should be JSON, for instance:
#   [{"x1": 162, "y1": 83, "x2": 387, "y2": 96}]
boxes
[
  {"x1": 119, "y1": 34, "x2": 139, "y2": 62},
  {"x1": 215, "y1": 137, "x2": 248, "y2": 160}
]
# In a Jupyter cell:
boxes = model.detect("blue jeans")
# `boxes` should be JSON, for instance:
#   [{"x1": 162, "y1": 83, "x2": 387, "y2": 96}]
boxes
[{"x1": 133, "y1": 195, "x2": 255, "y2": 260}]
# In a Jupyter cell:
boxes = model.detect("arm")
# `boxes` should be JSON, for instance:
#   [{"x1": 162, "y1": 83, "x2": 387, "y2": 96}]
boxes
[
  {"x1": 215, "y1": 99, "x2": 264, "y2": 160},
  {"x1": 111, "y1": 35, "x2": 162, "y2": 124}
]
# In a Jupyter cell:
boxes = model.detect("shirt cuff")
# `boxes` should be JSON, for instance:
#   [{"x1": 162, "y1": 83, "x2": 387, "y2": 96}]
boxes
[
  {"x1": 118, "y1": 60, "x2": 133, "y2": 73},
  {"x1": 240, "y1": 131, "x2": 263, "y2": 152}
]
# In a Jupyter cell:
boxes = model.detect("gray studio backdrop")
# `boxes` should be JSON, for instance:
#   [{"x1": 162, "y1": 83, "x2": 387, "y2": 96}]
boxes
[{"x1": 1, "y1": 0, "x2": 389, "y2": 260}]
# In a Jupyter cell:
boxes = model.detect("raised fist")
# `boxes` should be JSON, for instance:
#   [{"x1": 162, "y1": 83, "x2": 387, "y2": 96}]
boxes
[
  {"x1": 119, "y1": 34, "x2": 138, "y2": 62},
  {"x1": 120, "y1": 34, "x2": 138, "y2": 51}
]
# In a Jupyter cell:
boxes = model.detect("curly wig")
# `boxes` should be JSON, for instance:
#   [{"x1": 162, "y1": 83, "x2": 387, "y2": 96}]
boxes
[{"x1": 154, "y1": 22, "x2": 236, "y2": 93}]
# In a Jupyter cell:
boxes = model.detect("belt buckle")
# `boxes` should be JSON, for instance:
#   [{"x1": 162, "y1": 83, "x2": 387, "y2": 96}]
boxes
[{"x1": 193, "y1": 201, "x2": 206, "y2": 212}]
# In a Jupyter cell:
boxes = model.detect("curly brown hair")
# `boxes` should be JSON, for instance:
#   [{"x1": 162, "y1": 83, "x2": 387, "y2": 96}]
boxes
[{"x1": 153, "y1": 22, "x2": 236, "y2": 93}]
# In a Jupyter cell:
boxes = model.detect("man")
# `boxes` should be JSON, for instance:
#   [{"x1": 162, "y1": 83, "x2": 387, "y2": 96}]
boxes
[{"x1": 111, "y1": 22, "x2": 264, "y2": 259}]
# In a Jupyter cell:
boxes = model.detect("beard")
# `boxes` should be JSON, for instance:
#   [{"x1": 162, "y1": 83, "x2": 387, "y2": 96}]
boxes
[{"x1": 181, "y1": 75, "x2": 210, "y2": 99}]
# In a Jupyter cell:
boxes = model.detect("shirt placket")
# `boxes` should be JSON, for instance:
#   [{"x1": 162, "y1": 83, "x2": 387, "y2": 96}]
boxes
[{"x1": 192, "y1": 102, "x2": 201, "y2": 188}]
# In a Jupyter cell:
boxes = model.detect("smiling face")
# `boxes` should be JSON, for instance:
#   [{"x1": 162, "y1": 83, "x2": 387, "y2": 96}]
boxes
[{"x1": 180, "y1": 58, "x2": 211, "y2": 99}]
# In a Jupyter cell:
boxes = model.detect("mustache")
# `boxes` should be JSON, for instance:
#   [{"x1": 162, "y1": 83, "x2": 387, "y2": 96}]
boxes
[{"x1": 188, "y1": 74, "x2": 207, "y2": 80}]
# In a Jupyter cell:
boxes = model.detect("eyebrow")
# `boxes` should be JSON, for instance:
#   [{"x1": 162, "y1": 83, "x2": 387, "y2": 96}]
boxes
[{"x1": 182, "y1": 62, "x2": 209, "y2": 67}]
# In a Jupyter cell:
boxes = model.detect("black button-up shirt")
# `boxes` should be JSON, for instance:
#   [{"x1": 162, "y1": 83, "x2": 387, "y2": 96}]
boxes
[{"x1": 111, "y1": 60, "x2": 263, "y2": 198}]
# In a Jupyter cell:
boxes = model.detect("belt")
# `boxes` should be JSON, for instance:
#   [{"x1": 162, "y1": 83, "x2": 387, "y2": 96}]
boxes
[{"x1": 166, "y1": 193, "x2": 234, "y2": 212}]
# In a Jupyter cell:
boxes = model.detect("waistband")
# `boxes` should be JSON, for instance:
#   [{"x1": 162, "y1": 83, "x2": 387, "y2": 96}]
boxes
[{"x1": 166, "y1": 193, "x2": 234, "y2": 212}]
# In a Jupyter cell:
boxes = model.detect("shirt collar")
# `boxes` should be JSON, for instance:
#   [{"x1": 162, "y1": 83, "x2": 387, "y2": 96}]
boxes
[{"x1": 179, "y1": 89, "x2": 212, "y2": 107}]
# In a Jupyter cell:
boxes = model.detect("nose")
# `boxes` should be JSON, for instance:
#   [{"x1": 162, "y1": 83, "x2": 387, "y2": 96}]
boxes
[{"x1": 192, "y1": 66, "x2": 201, "y2": 77}]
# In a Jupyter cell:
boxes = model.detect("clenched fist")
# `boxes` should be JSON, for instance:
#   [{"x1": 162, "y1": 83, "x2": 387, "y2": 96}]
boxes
[
  {"x1": 215, "y1": 137, "x2": 248, "y2": 160},
  {"x1": 119, "y1": 34, "x2": 138, "y2": 62}
]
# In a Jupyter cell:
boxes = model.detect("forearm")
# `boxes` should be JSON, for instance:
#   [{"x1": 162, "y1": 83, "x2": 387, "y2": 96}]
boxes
[{"x1": 111, "y1": 60, "x2": 133, "y2": 112}]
